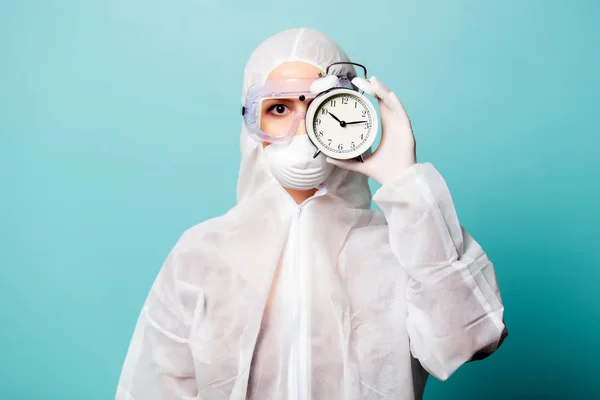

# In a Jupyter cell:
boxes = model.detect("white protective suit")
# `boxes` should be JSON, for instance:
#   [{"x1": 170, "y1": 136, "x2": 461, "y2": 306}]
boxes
[{"x1": 116, "y1": 28, "x2": 508, "y2": 400}]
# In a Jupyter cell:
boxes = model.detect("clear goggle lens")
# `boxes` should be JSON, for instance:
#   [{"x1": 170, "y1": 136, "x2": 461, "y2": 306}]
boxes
[{"x1": 243, "y1": 78, "x2": 354, "y2": 143}]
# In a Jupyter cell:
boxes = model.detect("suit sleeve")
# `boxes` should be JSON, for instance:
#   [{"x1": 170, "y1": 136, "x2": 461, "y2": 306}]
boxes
[
  {"x1": 116, "y1": 249, "x2": 198, "y2": 400},
  {"x1": 372, "y1": 162, "x2": 508, "y2": 381}
]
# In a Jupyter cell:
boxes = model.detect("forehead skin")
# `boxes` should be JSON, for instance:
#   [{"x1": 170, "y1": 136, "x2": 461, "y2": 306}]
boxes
[{"x1": 266, "y1": 61, "x2": 324, "y2": 80}]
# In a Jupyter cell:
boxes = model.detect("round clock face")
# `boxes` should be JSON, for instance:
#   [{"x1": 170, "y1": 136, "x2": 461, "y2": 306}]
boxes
[{"x1": 307, "y1": 89, "x2": 378, "y2": 160}]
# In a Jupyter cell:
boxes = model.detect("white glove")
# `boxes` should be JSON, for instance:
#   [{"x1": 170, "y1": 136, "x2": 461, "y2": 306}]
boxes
[{"x1": 326, "y1": 76, "x2": 417, "y2": 185}]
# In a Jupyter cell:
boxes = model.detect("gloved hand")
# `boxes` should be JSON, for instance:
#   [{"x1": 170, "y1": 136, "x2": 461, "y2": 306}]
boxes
[{"x1": 326, "y1": 76, "x2": 417, "y2": 185}]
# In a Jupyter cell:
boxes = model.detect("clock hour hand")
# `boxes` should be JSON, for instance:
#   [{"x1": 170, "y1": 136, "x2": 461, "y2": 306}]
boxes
[
  {"x1": 345, "y1": 120, "x2": 367, "y2": 125},
  {"x1": 328, "y1": 112, "x2": 345, "y2": 126}
]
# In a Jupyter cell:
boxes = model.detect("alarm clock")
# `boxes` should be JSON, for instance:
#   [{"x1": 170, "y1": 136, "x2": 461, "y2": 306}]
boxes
[{"x1": 305, "y1": 62, "x2": 379, "y2": 161}]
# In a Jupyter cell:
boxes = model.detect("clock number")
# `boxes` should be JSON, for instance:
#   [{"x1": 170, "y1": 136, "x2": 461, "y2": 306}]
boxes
[
  {"x1": 316, "y1": 118, "x2": 321, "y2": 125},
  {"x1": 330, "y1": 99, "x2": 336, "y2": 107},
  {"x1": 350, "y1": 142, "x2": 355, "y2": 149},
  {"x1": 328, "y1": 138, "x2": 332, "y2": 146},
  {"x1": 354, "y1": 101, "x2": 357, "y2": 108},
  {"x1": 338, "y1": 143, "x2": 343, "y2": 150},
  {"x1": 321, "y1": 108, "x2": 328, "y2": 115},
  {"x1": 361, "y1": 110, "x2": 367, "y2": 117},
  {"x1": 317, "y1": 130, "x2": 323, "y2": 137},
  {"x1": 341, "y1": 97, "x2": 348, "y2": 105},
  {"x1": 364, "y1": 122, "x2": 371, "y2": 129},
  {"x1": 360, "y1": 133, "x2": 364, "y2": 140}
]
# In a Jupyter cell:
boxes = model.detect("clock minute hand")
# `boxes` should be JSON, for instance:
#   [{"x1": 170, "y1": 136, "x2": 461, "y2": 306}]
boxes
[{"x1": 345, "y1": 120, "x2": 367, "y2": 125}]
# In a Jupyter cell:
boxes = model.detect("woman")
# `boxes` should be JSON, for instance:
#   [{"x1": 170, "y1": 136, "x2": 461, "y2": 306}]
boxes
[{"x1": 116, "y1": 28, "x2": 507, "y2": 400}]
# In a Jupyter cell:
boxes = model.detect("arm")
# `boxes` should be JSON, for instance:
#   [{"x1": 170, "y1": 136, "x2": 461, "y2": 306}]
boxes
[
  {"x1": 372, "y1": 162, "x2": 508, "y2": 381},
  {"x1": 116, "y1": 249, "x2": 198, "y2": 400}
]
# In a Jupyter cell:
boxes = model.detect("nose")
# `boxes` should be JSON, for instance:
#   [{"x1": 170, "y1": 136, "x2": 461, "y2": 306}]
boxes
[
  {"x1": 296, "y1": 115, "x2": 308, "y2": 136},
  {"x1": 295, "y1": 101, "x2": 310, "y2": 136}
]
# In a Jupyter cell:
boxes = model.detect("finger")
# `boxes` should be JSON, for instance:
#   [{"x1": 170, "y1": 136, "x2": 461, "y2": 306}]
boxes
[
  {"x1": 370, "y1": 78, "x2": 410, "y2": 123},
  {"x1": 369, "y1": 76, "x2": 392, "y2": 94},
  {"x1": 368, "y1": 76, "x2": 396, "y2": 110},
  {"x1": 387, "y1": 92, "x2": 412, "y2": 127}
]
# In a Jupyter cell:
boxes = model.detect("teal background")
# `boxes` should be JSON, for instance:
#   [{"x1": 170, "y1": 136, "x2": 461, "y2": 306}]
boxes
[{"x1": 1, "y1": 0, "x2": 599, "y2": 398}]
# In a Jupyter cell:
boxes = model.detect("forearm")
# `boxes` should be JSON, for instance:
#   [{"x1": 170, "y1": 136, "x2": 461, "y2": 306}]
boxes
[{"x1": 373, "y1": 163, "x2": 507, "y2": 380}]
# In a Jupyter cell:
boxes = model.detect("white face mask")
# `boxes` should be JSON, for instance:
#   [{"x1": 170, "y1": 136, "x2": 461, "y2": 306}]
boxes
[{"x1": 263, "y1": 134, "x2": 335, "y2": 191}]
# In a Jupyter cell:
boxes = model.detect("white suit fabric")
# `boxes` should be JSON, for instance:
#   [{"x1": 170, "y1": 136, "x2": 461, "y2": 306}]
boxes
[{"x1": 116, "y1": 28, "x2": 507, "y2": 400}]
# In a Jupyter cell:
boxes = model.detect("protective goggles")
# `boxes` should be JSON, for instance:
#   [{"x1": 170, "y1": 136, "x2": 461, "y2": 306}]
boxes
[{"x1": 242, "y1": 76, "x2": 355, "y2": 144}]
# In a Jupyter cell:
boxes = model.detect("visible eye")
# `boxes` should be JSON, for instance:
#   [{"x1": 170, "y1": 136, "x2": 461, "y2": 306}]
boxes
[{"x1": 267, "y1": 104, "x2": 290, "y2": 116}]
